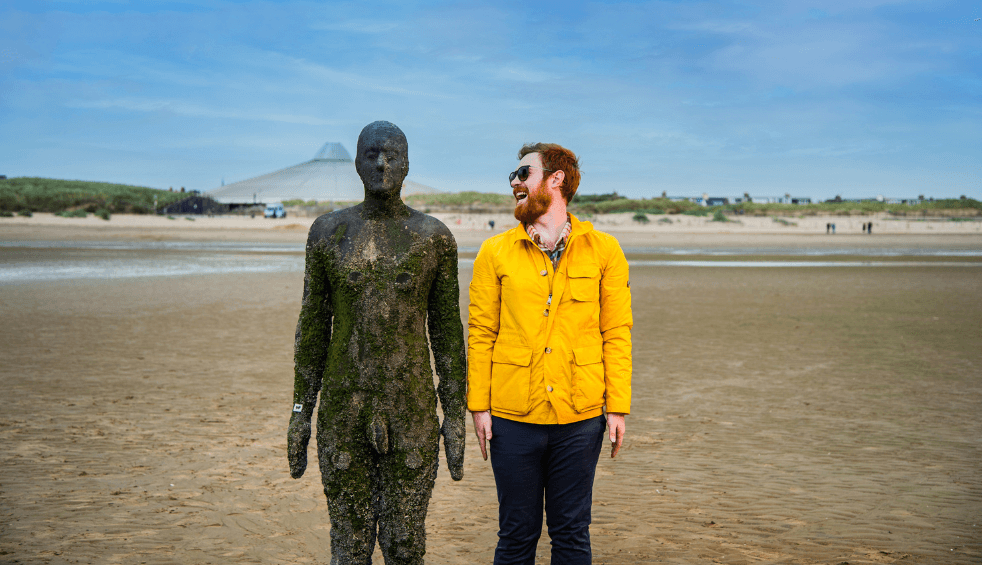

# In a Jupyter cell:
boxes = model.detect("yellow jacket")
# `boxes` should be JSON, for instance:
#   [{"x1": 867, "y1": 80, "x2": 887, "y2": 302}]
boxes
[{"x1": 467, "y1": 214, "x2": 632, "y2": 424}]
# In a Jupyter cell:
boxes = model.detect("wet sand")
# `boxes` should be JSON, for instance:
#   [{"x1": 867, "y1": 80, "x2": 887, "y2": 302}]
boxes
[{"x1": 1, "y1": 218, "x2": 981, "y2": 564}]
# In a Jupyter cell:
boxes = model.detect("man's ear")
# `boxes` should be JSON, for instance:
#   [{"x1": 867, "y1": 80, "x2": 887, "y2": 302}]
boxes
[{"x1": 550, "y1": 170, "x2": 565, "y2": 190}]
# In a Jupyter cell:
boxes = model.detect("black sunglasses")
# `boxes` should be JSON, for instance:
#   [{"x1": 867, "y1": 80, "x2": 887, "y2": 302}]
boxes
[{"x1": 509, "y1": 164, "x2": 554, "y2": 182}]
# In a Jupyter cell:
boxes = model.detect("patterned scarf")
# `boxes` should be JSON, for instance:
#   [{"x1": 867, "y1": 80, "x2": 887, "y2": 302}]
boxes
[{"x1": 525, "y1": 215, "x2": 572, "y2": 270}]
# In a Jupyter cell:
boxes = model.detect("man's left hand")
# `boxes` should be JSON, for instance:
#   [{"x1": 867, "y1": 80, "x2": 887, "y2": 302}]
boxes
[{"x1": 606, "y1": 412, "x2": 626, "y2": 458}]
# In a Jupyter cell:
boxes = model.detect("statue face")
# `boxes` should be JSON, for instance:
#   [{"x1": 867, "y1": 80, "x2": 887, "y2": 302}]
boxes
[{"x1": 356, "y1": 122, "x2": 409, "y2": 198}]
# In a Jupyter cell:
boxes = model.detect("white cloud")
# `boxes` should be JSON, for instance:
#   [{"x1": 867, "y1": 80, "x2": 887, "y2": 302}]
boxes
[
  {"x1": 309, "y1": 20, "x2": 400, "y2": 34},
  {"x1": 67, "y1": 97, "x2": 339, "y2": 126}
]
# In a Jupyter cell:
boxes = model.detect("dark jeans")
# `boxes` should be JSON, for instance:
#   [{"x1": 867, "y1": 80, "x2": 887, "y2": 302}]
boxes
[{"x1": 489, "y1": 415, "x2": 606, "y2": 565}]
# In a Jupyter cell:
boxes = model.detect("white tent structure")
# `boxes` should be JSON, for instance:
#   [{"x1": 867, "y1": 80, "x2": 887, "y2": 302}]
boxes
[{"x1": 207, "y1": 142, "x2": 440, "y2": 205}]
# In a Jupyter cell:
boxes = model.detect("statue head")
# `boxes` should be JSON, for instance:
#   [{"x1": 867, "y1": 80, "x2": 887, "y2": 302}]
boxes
[{"x1": 356, "y1": 121, "x2": 409, "y2": 199}]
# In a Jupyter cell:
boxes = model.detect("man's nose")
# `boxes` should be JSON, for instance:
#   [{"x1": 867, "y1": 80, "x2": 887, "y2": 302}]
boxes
[{"x1": 510, "y1": 176, "x2": 521, "y2": 189}]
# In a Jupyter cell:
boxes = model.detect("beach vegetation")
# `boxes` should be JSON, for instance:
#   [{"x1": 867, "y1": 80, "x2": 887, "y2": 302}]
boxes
[
  {"x1": 281, "y1": 198, "x2": 320, "y2": 207},
  {"x1": 57, "y1": 209, "x2": 88, "y2": 218},
  {"x1": 632, "y1": 212, "x2": 650, "y2": 224},
  {"x1": 17, "y1": 209, "x2": 32, "y2": 217},
  {"x1": 0, "y1": 210, "x2": 13, "y2": 217},
  {"x1": 96, "y1": 208, "x2": 111, "y2": 221},
  {"x1": 712, "y1": 210, "x2": 729, "y2": 222},
  {"x1": 658, "y1": 217, "x2": 673, "y2": 224},
  {"x1": 0, "y1": 177, "x2": 185, "y2": 215},
  {"x1": 726, "y1": 198, "x2": 982, "y2": 217},
  {"x1": 683, "y1": 208, "x2": 710, "y2": 217},
  {"x1": 572, "y1": 192, "x2": 627, "y2": 203},
  {"x1": 772, "y1": 217, "x2": 797, "y2": 226}
]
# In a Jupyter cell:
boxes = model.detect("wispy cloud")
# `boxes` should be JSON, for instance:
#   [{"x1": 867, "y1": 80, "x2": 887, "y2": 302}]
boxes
[
  {"x1": 309, "y1": 20, "x2": 400, "y2": 34},
  {"x1": 67, "y1": 97, "x2": 338, "y2": 126}
]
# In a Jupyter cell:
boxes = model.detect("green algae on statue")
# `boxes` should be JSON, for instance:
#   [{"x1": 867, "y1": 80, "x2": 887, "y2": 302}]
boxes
[{"x1": 287, "y1": 121, "x2": 466, "y2": 564}]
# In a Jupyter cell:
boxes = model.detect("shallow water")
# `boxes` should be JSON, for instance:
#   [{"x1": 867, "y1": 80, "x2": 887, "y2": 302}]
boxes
[{"x1": 1, "y1": 240, "x2": 980, "y2": 284}]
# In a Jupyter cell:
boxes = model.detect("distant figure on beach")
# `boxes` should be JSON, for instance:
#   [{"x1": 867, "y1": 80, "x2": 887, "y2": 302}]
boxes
[
  {"x1": 826, "y1": 222, "x2": 831, "y2": 234},
  {"x1": 867, "y1": 222, "x2": 872, "y2": 235},
  {"x1": 862, "y1": 222, "x2": 867, "y2": 234},
  {"x1": 287, "y1": 121, "x2": 466, "y2": 565},
  {"x1": 832, "y1": 223, "x2": 836, "y2": 234},
  {"x1": 489, "y1": 219, "x2": 495, "y2": 230}
]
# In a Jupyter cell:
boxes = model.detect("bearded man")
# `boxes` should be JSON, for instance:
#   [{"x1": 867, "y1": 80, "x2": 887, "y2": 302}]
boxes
[{"x1": 467, "y1": 143, "x2": 633, "y2": 564}]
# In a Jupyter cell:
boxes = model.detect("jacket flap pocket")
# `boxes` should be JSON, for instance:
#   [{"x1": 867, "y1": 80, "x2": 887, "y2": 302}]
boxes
[
  {"x1": 567, "y1": 263, "x2": 599, "y2": 279},
  {"x1": 569, "y1": 277, "x2": 599, "y2": 301},
  {"x1": 572, "y1": 345, "x2": 603, "y2": 365},
  {"x1": 492, "y1": 344, "x2": 533, "y2": 366}
]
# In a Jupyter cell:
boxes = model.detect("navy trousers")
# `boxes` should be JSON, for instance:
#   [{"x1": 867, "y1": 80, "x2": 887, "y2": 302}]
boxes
[{"x1": 489, "y1": 415, "x2": 606, "y2": 565}]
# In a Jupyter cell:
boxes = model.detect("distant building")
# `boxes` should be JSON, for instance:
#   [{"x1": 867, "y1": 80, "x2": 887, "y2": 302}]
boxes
[
  {"x1": 160, "y1": 194, "x2": 229, "y2": 215},
  {"x1": 706, "y1": 197, "x2": 729, "y2": 206},
  {"x1": 207, "y1": 142, "x2": 440, "y2": 208},
  {"x1": 735, "y1": 195, "x2": 810, "y2": 204}
]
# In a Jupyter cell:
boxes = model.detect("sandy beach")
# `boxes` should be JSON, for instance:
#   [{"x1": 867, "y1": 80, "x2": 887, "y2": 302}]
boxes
[{"x1": 1, "y1": 213, "x2": 980, "y2": 564}]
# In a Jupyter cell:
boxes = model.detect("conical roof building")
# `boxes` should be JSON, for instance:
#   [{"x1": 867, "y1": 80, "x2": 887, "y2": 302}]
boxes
[{"x1": 207, "y1": 142, "x2": 439, "y2": 204}]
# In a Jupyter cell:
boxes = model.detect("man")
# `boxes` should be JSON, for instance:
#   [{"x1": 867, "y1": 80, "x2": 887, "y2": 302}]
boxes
[
  {"x1": 288, "y1": 121, "x2": 466, "y2": 565},
  {"x1": 467, "y1": 143, "x2": 633, "y2": 564}
]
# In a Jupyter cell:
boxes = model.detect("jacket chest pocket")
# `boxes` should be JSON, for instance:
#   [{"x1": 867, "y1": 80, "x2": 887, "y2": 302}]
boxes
[
  {"x1": 571, "y1": 344, "x2": 605, "y2": 413},
  {"x1": 566, "y1": 263, "x2": 600, "y2": 302},
  {"x1": 490, "y1": 344, "x2": 533, "y2": 415}
]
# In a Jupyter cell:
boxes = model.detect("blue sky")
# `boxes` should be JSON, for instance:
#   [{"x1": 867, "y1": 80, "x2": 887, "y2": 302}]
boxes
[{"x1": 2, "y1": 0, "x2": 979, "y2": 201}]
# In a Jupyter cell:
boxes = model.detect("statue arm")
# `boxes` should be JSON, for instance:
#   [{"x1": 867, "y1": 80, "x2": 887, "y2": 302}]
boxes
[
  {"x1": 288, "y1": 243, "x2": 333, "y2": 479},
  {"x1": 427, "y1": 234, "x2": 466, "y2": 481}
]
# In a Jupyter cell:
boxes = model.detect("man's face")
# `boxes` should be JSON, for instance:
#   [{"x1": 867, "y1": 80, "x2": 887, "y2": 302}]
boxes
[
  {"x1": 356, "y1": 129, "x2": 409, "y2": 197},
  {"x1": 511, "y1": 153, "x2": 553, "y2": 224}
]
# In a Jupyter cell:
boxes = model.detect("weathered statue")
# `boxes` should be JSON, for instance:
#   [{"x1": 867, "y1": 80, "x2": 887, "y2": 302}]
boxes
[{"x1": 287, "y1": 121, "x2": 466, "y2": 564}]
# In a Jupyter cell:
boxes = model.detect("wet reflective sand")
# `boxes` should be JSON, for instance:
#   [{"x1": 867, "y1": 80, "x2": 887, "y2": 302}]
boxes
[{"x1": 1, "y1": 220, "x2": 980, "y2": 564}]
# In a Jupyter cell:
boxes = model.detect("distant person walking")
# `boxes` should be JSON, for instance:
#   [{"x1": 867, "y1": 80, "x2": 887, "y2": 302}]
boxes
[
  {"x1": 832, "y1": 223, "x2": 836, "y2": 235},
  {"x1": 862, "y1": 222, "x2": 867, "y2": 234},
  {"x1": 867, "y1": 222, "x2": 872, "y2": 235},
  {"x1": 826, "y1": 222, "x2": 831, "y2": 234}
]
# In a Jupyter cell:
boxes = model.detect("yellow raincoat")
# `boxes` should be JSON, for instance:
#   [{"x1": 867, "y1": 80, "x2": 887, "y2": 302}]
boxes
[{"x1": 467, "y1": 214, "x2": 632, "y2": 424}]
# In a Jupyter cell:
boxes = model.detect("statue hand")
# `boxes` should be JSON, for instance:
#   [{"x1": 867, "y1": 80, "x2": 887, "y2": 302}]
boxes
[
  {"x1": 441, "y1": 416, "x2": 465, "y2": 481},
  {"x1": 287, "y1": 412, "x2": 312, "y2": 479}
]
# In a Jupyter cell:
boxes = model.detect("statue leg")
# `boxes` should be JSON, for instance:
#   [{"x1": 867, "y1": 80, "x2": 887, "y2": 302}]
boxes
[
  {"x1": 318, "y1": 421, "x2": 379, "y2": 564},
  {"x1": 374, "y1": 425, "x2": 439, "y2": 565}
]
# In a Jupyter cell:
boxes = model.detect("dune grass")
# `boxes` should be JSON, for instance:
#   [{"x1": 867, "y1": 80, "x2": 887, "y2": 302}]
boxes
[
  {"x1": 0, "y1": 177, "x2": 185, "y2": 214},
  {"x1": 404, "y1": 191, "x2": 982, "y2": 217}
]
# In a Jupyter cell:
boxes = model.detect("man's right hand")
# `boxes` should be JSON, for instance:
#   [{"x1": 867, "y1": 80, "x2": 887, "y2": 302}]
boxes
[
  {"x1": 471, "y1": 410, "x2": 492, "y2": 461},
  {"x1": 287, "y1": 412, "x2": 312, "y2": 478}
]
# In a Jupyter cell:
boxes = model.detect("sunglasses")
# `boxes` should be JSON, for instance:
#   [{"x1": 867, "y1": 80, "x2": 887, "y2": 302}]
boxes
[{"x1": 509, "y1": 165, "x2": 554, "y2": 182}]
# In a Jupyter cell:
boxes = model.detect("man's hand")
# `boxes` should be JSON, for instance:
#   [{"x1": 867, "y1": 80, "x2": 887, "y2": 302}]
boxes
[
  {"x1": 472, "y1": 410, "x2": 492, "y2": 461},
  {"x1": 287, "y1": 412, "x2": 312, "y2": 478},
  {"x1": 607, "y1": 412, "x2": 626, "y2": 458},
  {"x1": 441, "y1": 416, "x2": 465, "y2": 481}
]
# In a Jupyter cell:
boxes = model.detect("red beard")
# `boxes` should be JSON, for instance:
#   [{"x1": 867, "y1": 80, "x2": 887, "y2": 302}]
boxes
[{"x1": 514, "y1": 179, "x2": 552, "y2": 224}]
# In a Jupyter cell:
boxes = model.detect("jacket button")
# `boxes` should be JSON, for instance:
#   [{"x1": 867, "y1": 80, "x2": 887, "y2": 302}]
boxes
[
  {"x1": 543, "y1": 309, "x2": 549, "y2": 317},
  {"x1": 540, "y1": 270, "x2": 547, "y2": 276},
  {"x1": 544, "y1": 348, "x2": 552, "y2": 353},
  {"x1": 547, "y1": 386, "x2": 553, "y2": 392}
]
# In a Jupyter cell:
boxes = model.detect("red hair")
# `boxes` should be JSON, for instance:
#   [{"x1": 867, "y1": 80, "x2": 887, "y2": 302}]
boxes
[{"x1": 518, "y1": 143, "x2": 580, "y2": 204}]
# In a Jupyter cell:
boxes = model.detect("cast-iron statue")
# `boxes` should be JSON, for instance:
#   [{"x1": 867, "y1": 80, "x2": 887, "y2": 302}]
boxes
[{"x1": 287, "y1": 121, "x2": 466, "y2": 564}]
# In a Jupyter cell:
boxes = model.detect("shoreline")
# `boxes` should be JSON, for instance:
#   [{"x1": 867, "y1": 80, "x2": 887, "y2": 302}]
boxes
[{"x1": 2, "y1": 212, "x2": 981, "y2": 251}]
